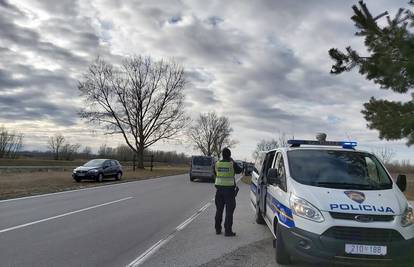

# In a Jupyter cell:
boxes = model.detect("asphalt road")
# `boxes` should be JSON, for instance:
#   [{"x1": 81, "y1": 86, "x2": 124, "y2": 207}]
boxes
[{"x1": 0, "y1": 174, "x2": 215, "y2": 267}]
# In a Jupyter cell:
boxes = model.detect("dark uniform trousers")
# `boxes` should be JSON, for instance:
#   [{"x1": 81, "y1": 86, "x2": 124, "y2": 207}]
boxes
[{"x1": 215, "y1": 186, "x2": 236, "y2": 233}]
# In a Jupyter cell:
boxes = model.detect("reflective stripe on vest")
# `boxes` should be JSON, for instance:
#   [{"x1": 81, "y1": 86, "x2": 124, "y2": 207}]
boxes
[{"x1": 215, "y1": 161, "x2": 235, "y2": 186}]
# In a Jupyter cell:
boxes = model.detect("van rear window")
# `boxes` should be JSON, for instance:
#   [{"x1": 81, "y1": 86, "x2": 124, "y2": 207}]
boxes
[{"x1": 193, "y1": 156, "x2": 212, "y2": 166}]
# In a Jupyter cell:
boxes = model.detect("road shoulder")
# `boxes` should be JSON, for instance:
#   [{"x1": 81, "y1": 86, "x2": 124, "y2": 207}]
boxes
[{"x1": 140, "y1": 182, "x2": 271, "y2": 267}]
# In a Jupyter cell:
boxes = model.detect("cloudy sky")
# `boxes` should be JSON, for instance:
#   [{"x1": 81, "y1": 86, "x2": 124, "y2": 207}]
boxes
[{"x1": 0, "y1": 0, "x2": 413, "y2": 161}]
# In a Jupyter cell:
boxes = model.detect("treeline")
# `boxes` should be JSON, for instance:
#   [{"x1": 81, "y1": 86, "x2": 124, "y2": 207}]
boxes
[
  {"x1": 386, "y1": 160, "x2": 414, "y2": 175},
  {"x1": 0, "y1": 126, "x2": 23, "y2": 159},
  {"x1": 97, "y1": 144, "x2": 189, "y2": 164}
]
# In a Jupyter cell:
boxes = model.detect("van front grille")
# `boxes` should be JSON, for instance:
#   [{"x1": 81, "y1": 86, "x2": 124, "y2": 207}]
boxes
[
  {"x1": 323, "y1": 227, "x2": 403, "y2": 242},
  {"x1": 329, "y1": 212, "x2": 394, "y2": 222}
]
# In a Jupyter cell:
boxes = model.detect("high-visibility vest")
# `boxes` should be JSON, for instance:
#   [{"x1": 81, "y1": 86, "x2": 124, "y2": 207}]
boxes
[{"x1": 215, "y1": 161, "x2": 235, "y2": 186}]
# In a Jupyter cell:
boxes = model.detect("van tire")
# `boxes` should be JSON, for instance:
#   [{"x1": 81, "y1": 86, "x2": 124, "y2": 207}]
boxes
[
  {"x1": 190, "y1": 176, "x2": 194, "y2": 182},
  {"x1": 275, "y1": 223, "x2": 291, "y2": 265},
  {"x1": 255, "y1": 205, "x2": 265, "y2": 225}
]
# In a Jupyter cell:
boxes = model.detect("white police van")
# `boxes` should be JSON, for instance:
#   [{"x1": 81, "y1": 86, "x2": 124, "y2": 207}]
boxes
[{"x1": 250, "y1": 140, "x2": 414, "y2": 265}]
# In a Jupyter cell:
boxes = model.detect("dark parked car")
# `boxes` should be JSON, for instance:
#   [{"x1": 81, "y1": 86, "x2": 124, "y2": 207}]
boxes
[{"x1": 72, "y1": 159, "x2": 123, "y2": 182}]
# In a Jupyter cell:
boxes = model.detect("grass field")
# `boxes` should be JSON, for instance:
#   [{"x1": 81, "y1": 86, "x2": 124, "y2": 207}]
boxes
[
  {"x1": 0, "y1": 166, "x2": 189, "y2": 200},
  {"x1": 0, "y1": 158, "x2": 188, "y2": 168}
]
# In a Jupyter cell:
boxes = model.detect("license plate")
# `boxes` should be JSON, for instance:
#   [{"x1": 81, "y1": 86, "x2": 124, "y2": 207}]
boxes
[
  {"x1": 345, "y1": 244, "x2": 387, "y2": 256},
  {"x1": 77, "y1": 173, "x2": 85, "y2": 177}
]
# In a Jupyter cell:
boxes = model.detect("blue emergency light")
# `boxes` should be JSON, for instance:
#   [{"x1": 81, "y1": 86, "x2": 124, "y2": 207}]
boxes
[{"x1": 287, "y1": 140, "x2": 357, "y2": 149}]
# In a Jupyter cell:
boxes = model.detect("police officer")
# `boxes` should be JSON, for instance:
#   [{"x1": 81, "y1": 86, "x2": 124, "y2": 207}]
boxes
[{"x1": 215, "y1": 148, "x2": 243, "y2": 236}]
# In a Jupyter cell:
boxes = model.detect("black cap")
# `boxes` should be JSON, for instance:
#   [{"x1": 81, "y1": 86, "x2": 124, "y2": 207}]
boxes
[{"x1": 222, "y1": 148, "x2": 231, "y2": 159}]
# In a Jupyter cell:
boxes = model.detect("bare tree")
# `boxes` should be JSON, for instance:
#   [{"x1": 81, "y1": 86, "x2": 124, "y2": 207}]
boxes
[
  {"x1": 253, "y1": 139, "x2": 279, "y2": 161},
  {"x1": 116, "y1": 145, "x2": 133, "y2": 161},
  {"x1": 252, "y1": 133, "x2": 288, "y2": 161},
  {"x1": 0, "y1": 126, "x2": 23, "y2": 159},
  {"x1": 372, "y1": 147, "x2": 395, "y2": 164},
  {"x1": 61, "y1": 143, "x2": 81, "y2": 160},
  {"x1": 78, "y1": 56, "x2": 188, "y2": 169},
  {"x1": 47, "y1": 134, "x2": 65, "y2": 160},
  {"x1": 98, "y1": 144, "x2": 115, "y2": 158},
  {"x1": 188, "y1": 112, "x2": 235, "y2": 158},
  {"x1": 82, "y1": 146, "x2": 92, "y2": 159}
]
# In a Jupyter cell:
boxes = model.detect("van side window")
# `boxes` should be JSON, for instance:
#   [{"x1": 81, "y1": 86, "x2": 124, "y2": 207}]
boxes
[
  {"x1": 261, "y1": 151, "x2": 276, "y2": 183},
  {"x1": 276, "y1": 153, "x2": 287, "y2": 192},
  {"x1": 253, "y1": 152, "x2": 265, "y2": 175}
]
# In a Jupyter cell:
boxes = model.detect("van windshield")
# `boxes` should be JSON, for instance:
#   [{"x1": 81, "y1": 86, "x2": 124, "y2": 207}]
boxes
[
  {"x1": 287, "y1": 150, "x2": 393, "y2": 190},
  {"x1": 192, "y1": 156, "x2": 212, "y2": 166}
]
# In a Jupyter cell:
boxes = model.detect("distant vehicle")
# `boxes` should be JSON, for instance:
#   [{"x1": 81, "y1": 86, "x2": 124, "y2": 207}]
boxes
[
  {"x1": 244, "y1": 163, "x2": 254, "y2": 176},
  {"x1": 72, "y1": 159, "x2": 123, "y2": 182},
  {"x1": 190, "y1": 156, "x2": 215, "y2": 182},
  {"x1": 235, "y1": 160, "x2": 244, "y2": 170}
]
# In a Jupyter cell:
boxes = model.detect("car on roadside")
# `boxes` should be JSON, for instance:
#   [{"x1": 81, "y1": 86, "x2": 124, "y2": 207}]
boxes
[
  {"x1": 72, "y1": 159, "x2": 123, "y2": 183},
  {"x1": 244, "y1": 162, "x2": 254, "y2": 176},
  {"x1": 235, "y1": 160, "x2": 244, "y2": 171},
  {"x1": 190, "y1": 155, "x2": 215, "y2": 182},
  {"x1": 251, "y1": 139, "x2": 414, "y2": 266}
]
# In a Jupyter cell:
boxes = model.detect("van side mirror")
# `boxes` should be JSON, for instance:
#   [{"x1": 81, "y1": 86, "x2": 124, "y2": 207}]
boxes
[
  {"x1": 267, "y1": 168, "x2": 280, "y2": 185},
  {"x1": 396, "y1": 174, "x2": 407, "y2": 192}
]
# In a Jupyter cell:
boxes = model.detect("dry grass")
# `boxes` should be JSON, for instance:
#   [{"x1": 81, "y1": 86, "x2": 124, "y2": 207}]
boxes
[
  {"x1": 390, "y1": 173, "x2": 414, "y2": 201},
  {"x1": 0, "y1": 166, "x2": 188, "y2": 200},
  {"x1": 0, "y1": 158, "x2": 85, "y2": 166}
]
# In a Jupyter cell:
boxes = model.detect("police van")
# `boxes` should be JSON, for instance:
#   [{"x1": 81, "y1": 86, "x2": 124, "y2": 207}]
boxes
[{"x1": 250, "y1": 139, "x2": 414, "y2": 265}]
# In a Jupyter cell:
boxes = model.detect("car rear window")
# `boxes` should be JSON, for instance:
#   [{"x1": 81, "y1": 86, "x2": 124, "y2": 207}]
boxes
[{"x1": 192, "y1": 156, "x2": 212, "y2": 166}]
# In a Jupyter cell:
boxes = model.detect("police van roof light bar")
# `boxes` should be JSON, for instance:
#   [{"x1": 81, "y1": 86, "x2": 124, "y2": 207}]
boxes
[{"x1": 287, "y1": 140, "x2": 357, "y2": 149}]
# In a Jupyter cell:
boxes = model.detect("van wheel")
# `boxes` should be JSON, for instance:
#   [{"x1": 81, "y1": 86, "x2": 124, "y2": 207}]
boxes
[
  {"x1": 190, "y1": 176, "x2": 194, "y2": 182},
  {"x1": 255, "y1": 205, "x2": 265, "y2": 225},
  {"x1": 97, "y1": 173, "x2": 103, "y2": 183},
  {"x1": 275, "y1": 223, "x2": 291, "y2": 265}
]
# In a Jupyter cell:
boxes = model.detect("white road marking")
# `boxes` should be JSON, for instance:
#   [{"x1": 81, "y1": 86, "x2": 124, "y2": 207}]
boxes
[
  {"x1": 0, "y1": 173, "x2": 184, "y2": 204},
  {"x1": 127, "y1": 174, "x2": 244, "y2": 267},
  {"x1": 0, "y1": 197, "x2": 133, "y2": 234},
  {"x1": 127, "y1": 200, "x2": 213, "y2": 267}
]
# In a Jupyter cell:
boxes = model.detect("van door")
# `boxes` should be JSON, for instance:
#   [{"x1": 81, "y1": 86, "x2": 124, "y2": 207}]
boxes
[
  {"x1": 250, "y1": 153, "x2": 264, "y2": 209},
  {"x1": 258, "y1": 151, "x2": 276, "y2": 218},
  {"x1": 267, "y1": 152, "x2": 294, "y2": 228}
]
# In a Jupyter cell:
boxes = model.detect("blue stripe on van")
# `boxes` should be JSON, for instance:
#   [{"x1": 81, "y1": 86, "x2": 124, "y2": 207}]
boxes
[
  {"x1": 250, "y1": 183, "x2": 257, "y2": 194},
  {"x1": 266, "y1": 193, "x2": 295, "y2": 228}
]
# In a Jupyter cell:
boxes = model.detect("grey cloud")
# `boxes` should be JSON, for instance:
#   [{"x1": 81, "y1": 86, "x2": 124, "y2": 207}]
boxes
[
  {"x1": 0, "y1": 0, "x2": 24, "y2": 15},
  {"x1": 32, "y1": 0, "x2": 80, "y2": 17},
  {"x1": 0, "y1": 0, "x2": 410, "y2": 157},
  {"x1": 187, "y1": 88, "x2": 219, "y2": 105},
  {"x1": 0, "y1": 90, "x2": 78, "y2": 126},
  {"x1": 206, "y1": 16, "x2": 223, "y2": 26},
  {"x1": 0, "y1": 16, "x2": 87, "y2": 67}
]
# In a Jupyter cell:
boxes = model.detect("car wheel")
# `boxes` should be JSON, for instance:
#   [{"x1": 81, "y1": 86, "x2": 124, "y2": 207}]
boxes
[
  {"x1": 97, "y1": 173, "x2": 104, "y2": 183},
  {"x1": 115, "y1": 172, "x2": 122, "y2": 181},
  {"x1": 190, "y1": 176, "x2": 194, "y2": 182},
  {"x1": 275, "y1": 223, "x2": 291, "y2": 265},
  {"x1": 74, "y1": 177, "x2": 81, "y2": 183}
]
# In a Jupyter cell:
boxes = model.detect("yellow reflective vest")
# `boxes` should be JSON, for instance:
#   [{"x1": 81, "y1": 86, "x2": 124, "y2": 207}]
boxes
[{"x1": 215, "y1": 161, "x2": 235, "y2": 186}]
